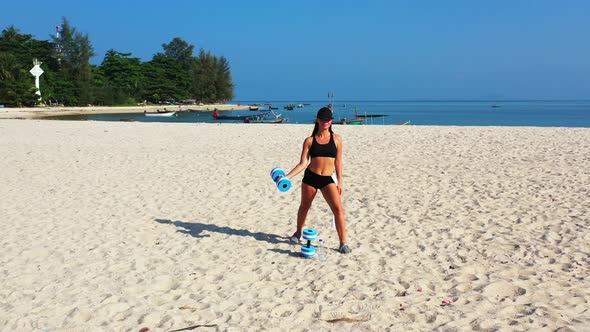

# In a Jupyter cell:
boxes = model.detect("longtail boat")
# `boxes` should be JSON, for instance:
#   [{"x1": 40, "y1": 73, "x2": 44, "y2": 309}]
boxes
[
  {"x1": 338, "y1": 118, "x2": 364, "y2": 125},
  {"x1": 354, "y1": 108, "x2": 387, "y2": 118},
  {"x1": 214, "y1": 112, "x2": 269, "y2": 120},
  {"x1": 355, "y1": 113, "x2": 388, "y2": 118},
  {"x1": 245, "y1": 118, "x2": 287, "y2": 124},
  {"x1": 245, "y1": 111, "x2": 287, "y2": 124},
  {"x1": 144, "y1": 111, "x2": 177, "y2": 117}
]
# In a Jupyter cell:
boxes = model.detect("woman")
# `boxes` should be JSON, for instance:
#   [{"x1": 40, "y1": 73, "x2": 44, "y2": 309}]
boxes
[{"x1": 285, "y1": 107, "x2": 351, "y2": 254}]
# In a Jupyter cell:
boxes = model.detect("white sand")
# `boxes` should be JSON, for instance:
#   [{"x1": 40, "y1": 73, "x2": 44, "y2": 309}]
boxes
[
  {"x1": 0, "y1": 119, "x2": 588, "y2": 331},
  {"x1": 0, "y1": 104, "x2": 247, "y2": 120}
]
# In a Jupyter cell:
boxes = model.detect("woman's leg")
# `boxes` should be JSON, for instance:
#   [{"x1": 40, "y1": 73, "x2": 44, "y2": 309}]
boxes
[
  {"x1": 320, "y1": 184, "x2": 346, "y2": 244},
  {"x1": 296, "y1": 183, "x2": 318, "y2": 235}
]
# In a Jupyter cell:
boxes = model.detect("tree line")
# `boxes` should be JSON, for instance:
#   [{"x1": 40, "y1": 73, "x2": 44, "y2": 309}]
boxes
[{"x1": 0, "y1": 18, "x2": 234, "y2": 107}]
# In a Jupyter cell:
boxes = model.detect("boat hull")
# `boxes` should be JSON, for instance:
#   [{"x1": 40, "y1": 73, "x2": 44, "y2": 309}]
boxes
[
  {"x1": 356, "y1": 114, "x2": 388, "y2": 118},
  {"x1": 144, "y1": 111, "x2": 177, "y2": 117},
  {"x1": 214, "y1": 112, "x2": 270, "y2": 120},
  {"x1": 338, "y1": 118, "x2": 364, "y2": 125},
  {"x1": 245, "y1": 119, "x2": 286, "y2": 124}
]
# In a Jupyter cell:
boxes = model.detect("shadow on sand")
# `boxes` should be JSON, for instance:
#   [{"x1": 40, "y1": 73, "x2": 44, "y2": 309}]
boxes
[{"x1": 155, "y1": 218, "x2": 291, "y2": 245}]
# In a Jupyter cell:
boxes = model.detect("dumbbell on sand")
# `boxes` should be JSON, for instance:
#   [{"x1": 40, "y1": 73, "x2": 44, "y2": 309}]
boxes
[
  {"x1": 270, "y1": 167, "x2": 292, "y2": 192},
  {"x1": 300, "y1": 228, "x2": 318, "y2": 258}
]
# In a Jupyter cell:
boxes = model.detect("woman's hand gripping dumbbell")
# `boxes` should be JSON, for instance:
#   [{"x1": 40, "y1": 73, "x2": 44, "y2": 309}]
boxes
[{"x1": 270, "y1": 167, "x2": 292, "y2": 192}]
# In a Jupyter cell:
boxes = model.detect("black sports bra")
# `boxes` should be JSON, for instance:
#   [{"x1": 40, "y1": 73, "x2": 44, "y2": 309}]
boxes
[{"x1": 309, "y1": 133, "x2": 337, "y2": 158}]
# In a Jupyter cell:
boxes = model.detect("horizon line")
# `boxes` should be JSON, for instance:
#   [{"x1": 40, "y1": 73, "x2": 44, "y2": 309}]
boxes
[{"x1": 231, "y1": 99, "x2": 590, "y2": 103}]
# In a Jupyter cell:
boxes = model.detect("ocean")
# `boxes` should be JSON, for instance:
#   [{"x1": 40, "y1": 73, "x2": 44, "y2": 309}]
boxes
[{"x1": 48, "y1": 100, "x2": 590, "y2": 127}]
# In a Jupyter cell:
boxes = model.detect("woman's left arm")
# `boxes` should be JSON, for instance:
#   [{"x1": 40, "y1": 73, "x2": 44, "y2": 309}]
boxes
[{"x1": 334, "y1": 134, "x2": 343, "y2": 195}]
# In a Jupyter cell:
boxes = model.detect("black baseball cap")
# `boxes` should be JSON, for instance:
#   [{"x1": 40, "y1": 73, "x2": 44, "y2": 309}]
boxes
[{"x1": 316, "y1": 107, "x2": 333, "y2": 120}]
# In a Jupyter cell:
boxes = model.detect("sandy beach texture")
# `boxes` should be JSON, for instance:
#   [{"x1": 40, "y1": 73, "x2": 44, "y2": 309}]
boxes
[
  {"x1": 1, "y1": 119, "x2": 588, "y2": 331},
  {"x1": 0, "y1": 104, "x2": 247, "y2": 120}
]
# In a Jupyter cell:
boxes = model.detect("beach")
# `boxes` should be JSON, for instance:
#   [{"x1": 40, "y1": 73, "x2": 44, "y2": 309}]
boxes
[
  {"x1": 0, "y1": 119, "x2": 588, "y2": 331},
  {"x1": 0, "y1": 104, "x2": 248, "y2": 120}
]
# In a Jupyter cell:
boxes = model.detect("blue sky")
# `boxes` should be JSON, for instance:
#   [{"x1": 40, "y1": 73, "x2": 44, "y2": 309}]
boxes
[{"x1": 2, "y1": 0, "x2": 589, "y2": 100}]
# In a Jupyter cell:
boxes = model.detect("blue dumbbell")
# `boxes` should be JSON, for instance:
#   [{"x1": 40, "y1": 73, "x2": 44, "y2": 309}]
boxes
[
  {"x1": 301, "y1": 228, "x2": 318, "y2": 258},
  {"x1": 270, "y1": 167, "x2": 292, "y2": 192}
]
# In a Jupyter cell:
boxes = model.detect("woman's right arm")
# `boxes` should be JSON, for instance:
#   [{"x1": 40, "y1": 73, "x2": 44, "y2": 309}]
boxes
[{"x1": 286, "y1": 137, "x2": 312, "y2": 179}]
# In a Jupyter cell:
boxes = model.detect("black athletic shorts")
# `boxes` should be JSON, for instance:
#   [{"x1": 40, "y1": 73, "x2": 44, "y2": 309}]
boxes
[{"x1": 302, "y1": 168, "x2": 335, "y2": 189}]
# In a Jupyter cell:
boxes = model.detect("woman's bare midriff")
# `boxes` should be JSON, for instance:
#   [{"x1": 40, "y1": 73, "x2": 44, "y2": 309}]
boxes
[{"x1": 308, "y1": 157, "x2": 335, "y2": 176}]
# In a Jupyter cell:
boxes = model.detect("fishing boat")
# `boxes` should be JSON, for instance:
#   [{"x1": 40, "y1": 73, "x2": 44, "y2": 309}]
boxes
[
  {"x1": 268, "y1": 106, "x2": 279, "y2": 110},
  {"x1": 395, "y1": 120, "x2": 411, "y2": 125},
  {"x1": 338, "y1": 118, "x2": 364, "y2": 125},
  {"x1": 353, "y1": 108, "x2": 388, "y2": 118},
  {"x1": 244, "y1": 111, "x2": 287, "y2": 124},
  {"x1": 355, "y1": 113, "x2": 388, "y2": 118},
  {"x1": 245, "y1": 117, "x2": 287, "y2": 124},
  {"x1": 284, "y1": 104, "x2": 295, "y2": 110},
  {"x1": 214, "y1": 115, "x2": 248, "y2": 120},
  {"x1": 214, "y1": 112, "x2": 269, "y2": 120},
  {"x1": 144, "y1": 111, "x2": 177, "y2": 117},
  {"x1": 249, "y1": 106, "x2": 260, "y2": 111},
  {"x1": 355, "y1": 111, "x2": 388, "y2": 118}
]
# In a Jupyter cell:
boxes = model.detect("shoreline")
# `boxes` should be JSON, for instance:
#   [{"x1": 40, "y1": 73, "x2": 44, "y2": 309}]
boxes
[{"x1": 0, "y1": 104, "x2": 249, "y2": 119}]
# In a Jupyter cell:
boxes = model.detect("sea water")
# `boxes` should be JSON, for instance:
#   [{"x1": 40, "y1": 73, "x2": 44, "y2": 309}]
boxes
[{"x1": 46, "y1": 100, "x2": 590, "y2": 127}]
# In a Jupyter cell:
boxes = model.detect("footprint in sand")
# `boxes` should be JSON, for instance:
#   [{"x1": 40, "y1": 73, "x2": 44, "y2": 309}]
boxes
[{"x1": 481, "y1": 281, "x2": 526, "y2": 302}]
